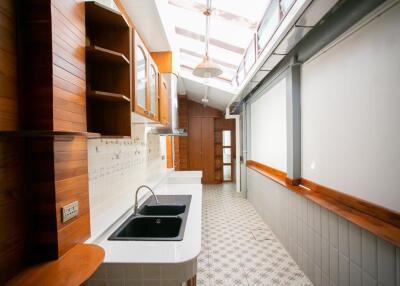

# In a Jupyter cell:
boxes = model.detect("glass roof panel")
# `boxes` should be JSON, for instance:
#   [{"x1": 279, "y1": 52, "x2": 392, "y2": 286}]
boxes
[
  {"x1": 167, "y1": 0, "x2": 271, "y2": 87},
  {"x1": 176, "y1": 35, "x2": 243, "y2": 65},
  {"x1": 210, "y1": 0, "x2": 272, "y2": 23}
]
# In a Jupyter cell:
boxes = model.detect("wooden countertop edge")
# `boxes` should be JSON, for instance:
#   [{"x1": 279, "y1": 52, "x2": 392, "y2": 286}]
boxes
[
  {"x1": 246, "y1": 161, "x2": 400, "y2": 247},
  {"x1": 6, "y1": 244, "x2": 105, "y2": 286}
]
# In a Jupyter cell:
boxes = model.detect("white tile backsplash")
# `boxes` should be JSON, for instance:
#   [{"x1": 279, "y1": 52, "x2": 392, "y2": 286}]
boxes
[{"x1": 88, "y1": 125, "x2": 168, "y2": 239}]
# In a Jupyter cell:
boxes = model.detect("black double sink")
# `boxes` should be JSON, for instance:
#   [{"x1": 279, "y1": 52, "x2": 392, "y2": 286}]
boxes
[{"x1": 108, "y1": 195, "x2": 191, "y2": 241}]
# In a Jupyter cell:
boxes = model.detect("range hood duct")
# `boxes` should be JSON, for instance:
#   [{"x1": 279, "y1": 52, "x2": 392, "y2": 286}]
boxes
[{"x1": 148, "y1": 73, "x2": 187, "y2": 136}]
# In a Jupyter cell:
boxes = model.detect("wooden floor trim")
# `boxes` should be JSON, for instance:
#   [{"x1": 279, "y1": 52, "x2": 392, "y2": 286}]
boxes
[{"x1": 246, "y1": 160, "x2": 400, "y2": 247}]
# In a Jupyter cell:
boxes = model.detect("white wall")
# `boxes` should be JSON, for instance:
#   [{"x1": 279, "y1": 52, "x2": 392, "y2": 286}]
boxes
[
  {"x1": 87, "y1": 125, "x2": 168, "y2": 239},
  {"x1": 301, "y1": 3, "x2": 400, "y2": 212},
  {"x1": 251, "y1": 77, "x2": 287, "y2": 171}
]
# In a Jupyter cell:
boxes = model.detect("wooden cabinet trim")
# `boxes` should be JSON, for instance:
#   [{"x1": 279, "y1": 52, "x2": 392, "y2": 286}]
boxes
[{"x1": 133, "y1": 31, "x2": 149, "y2": 116}]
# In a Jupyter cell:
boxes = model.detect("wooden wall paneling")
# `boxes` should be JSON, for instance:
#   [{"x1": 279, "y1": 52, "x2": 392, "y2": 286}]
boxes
[
  {"x1": 19, "y1": 0, "x2": 54, "y2": 130},
  {"x1": 177, "y1": 99, "x2": 234, "y2": 183},
  {"x1": 174, "y1": 95, "x2": 188, "y2": 170},
  {"x1": 0, "y1": 139, "x2": 29, "y2": 284},
  {"x1": 0, "y1": 1, "x2": 32, "y2": 283},
  {"x1": 188, "y1": 100, "x2": 222, "y2": 118},
  {"x1": 201, "y1": 118, "x2": 215, "y2": 184},
  {"x1": 0, "y1": 0, "x2": 18, "y2": 131},
  {"x1": 28, "y1": 138, "x2": 59, "y2": 261}
]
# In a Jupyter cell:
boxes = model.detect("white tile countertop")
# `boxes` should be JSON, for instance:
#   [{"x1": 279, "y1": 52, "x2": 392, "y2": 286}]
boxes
[{"x1": 91, "y1": 171, "x2": 203, "y2": 264}]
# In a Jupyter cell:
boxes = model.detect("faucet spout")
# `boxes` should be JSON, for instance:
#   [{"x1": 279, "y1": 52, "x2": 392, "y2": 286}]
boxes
[{"x1": 133, "y1": 185, "x2": 159, "y2": 216}]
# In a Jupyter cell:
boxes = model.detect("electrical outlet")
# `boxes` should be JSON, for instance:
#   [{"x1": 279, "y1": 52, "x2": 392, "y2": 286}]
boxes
[{"x1": 62, "y1": 201, "x2": 79, "y2": 223}]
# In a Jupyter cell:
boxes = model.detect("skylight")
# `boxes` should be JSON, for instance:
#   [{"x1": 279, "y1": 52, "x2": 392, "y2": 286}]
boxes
[{"x1": 167, "y1": 0, "x2": 271, "y2": 86}]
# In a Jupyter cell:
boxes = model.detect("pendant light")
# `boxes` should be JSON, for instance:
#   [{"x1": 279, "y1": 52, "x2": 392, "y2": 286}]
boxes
[{"x1": 192, "y1": 0, "x2": 223, "y2": 78}]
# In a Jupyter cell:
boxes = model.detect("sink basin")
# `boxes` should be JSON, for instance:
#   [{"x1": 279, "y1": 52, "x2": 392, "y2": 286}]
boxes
[
  {"x1": 139, "y1": 204, "x2": 186, "y2": 216},
  {"x1": 113, "y1": 217, "x2": 182, "y2": 239},
  {"x1": 108, "y1": 195, "x2": 192, "y2": 241}
]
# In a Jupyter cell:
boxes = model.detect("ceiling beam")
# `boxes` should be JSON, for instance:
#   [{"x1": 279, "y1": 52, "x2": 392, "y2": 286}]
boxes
[
  {"x1": 169, "y1": 0, "x2": 258, "y2": 30},
  {"x1": 175, "y1": 27, "x2": 245, "y2": 55},
  {"x1": 180, "y1": 48, "x2": 238, "y2": 70}
]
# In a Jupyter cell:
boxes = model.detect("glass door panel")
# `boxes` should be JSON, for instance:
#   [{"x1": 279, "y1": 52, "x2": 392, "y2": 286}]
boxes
[
  {"x1": 223, "y1": 148, "x2": 231, "y2": 164},
  {"x1": 136, "y1": 46, "x2": 147, "y2": 109},
  {"x1": 149, "y1": 64, "x2": 157, "y2": 116},
  {"x1": 223, "y1": 165, "x2": 232, "y2": 181}
]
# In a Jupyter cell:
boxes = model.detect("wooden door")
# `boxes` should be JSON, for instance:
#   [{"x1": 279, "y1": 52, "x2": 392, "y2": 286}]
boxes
[
  {"x1": 188, "y1": 117, "x2": 202, "y2": 171},
  {"x1": 188, "y1": 117, "x2": 215, "y2": 184},
  {"x1": 201, "y1": 118, "x2": 215, "y2": 184}
]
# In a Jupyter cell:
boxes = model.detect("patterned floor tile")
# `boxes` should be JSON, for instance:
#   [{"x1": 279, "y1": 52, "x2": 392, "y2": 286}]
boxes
[{"x1": 197, "y1": 184, "x2": 311, "y2": 286}]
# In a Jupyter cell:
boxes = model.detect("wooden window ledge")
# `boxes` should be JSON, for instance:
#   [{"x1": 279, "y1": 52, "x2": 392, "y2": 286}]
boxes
[
  {"x1": 6, "y1": 244, "x2": 105, "y2": 286},
  {"x1": 246, "y1": 160, "x2": 400, "y2": 247}
]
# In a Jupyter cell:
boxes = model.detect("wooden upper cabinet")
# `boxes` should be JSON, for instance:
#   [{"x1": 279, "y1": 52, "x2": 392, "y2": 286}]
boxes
[
  {"x1": 133, "y1": 31, "x2": 149, "y2": 116},
  {"x1": 159, "y1": 75, "x2": 169, "y2": 126},
  {"x1": 148, "y1": 58, "x2": 159, "y2": 120}
]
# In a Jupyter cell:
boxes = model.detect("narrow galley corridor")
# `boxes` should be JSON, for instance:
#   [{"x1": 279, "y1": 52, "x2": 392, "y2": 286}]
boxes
[{"x1": 197, "y1": 184, "x2": 312, "y2": 286}]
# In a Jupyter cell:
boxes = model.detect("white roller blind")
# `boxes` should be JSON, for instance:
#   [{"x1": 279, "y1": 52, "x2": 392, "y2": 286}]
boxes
[
  {"x1": 250, "y1": 77, "x2": 287, "y2": 171},
  {"x1": 301, "y1": 4, "x2": 400, "y2": 212}
]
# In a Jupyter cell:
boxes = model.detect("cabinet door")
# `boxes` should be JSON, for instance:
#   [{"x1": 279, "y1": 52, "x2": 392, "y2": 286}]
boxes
[
  {"x1": 159, "y1": 75, "x2": 169, "y2": 125},
  {"x1": 134, "y1": 32, "x2": 148, "y2": 116},
  {"x1": 149, "y1": 59, "x2": 158, "y2": 120},
  {"x1": 188, "y1": 117, "x2": 215, "y2": 184},
  {"x1": 188, "y1": 117, "x2": 202, "y2": 171}
]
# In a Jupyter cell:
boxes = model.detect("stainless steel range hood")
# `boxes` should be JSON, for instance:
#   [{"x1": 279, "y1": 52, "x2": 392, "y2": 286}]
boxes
[{"x1": 148, "y1": 73, "x2": 187, "y2": 136}]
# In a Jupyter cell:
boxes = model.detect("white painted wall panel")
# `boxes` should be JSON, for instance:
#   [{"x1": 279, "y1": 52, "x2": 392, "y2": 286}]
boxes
[
  {"x1": 301, "y1": 4, "x2": 400, "y2": 211},
  {"x1": 250, "y1": 77, "x2": 287, "y2": 171}
]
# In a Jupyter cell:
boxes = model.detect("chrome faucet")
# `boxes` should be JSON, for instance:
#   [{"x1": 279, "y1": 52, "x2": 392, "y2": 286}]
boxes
[{"x1": 133, "y1": 185, "x2": 159, "y2": 216}]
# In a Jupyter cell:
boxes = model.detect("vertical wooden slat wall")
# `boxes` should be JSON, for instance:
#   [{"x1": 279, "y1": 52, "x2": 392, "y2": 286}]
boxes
[
  {"x1": 50, "y1": 0, "x2": 90, "y2": 258},
  {"x1": 0, "y1": 0, "x2": 90, "y2": 282},
  {"x1": 174, "y1": 95, "x2": 189, "y2": 170},
  {"x1": 174, "y1": 97, "x2": 235, "y2": 184},
  {"x1": 0, "y1": 1, "x2": 29, "y2": 283},
  {"x1": 51, "y1": 0, "x2": 87, "y2": 132}
]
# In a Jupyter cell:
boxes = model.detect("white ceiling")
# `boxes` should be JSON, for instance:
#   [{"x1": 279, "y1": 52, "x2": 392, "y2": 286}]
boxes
[{"x1": 120, "y1": 0, "x2": 171, "y2": 51}]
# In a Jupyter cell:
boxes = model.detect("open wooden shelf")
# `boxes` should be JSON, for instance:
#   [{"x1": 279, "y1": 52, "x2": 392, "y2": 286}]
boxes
[
  {"x1": 85, "y1": 1, "x2": 131, "y2": 137},
  {"x1": 88, "y1": 90, "x2": 130, "y2": 103},
  {"x1": 86, "y1": 45, "x2": 129, "y2": 65},
  {"x1": 85, "y1": 1, "x2": 127, "y2": 28}
]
